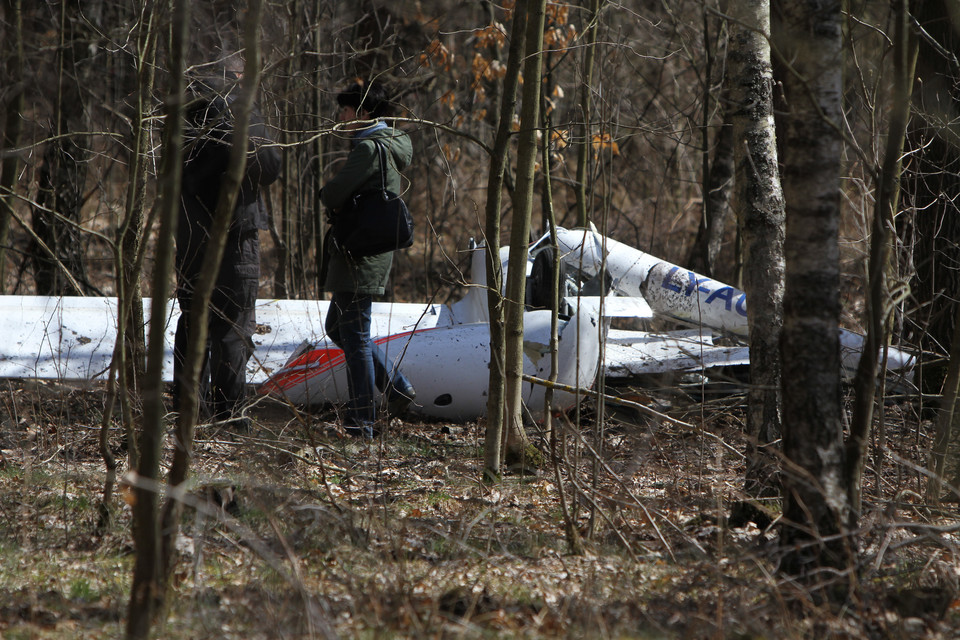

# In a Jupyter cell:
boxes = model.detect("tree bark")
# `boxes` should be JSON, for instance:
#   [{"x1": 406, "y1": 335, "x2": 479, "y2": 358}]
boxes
[
  {"x1": 847, "y1": 0, "x2": 917, "y2": 513},
  {"x1": 902, "y1": 0, "x2": 960, "y2": 412},
  {"x1": 31, "y1": 0, "x2": 91, "y2": 296},
  {"x1": 126, "y1": 0, "x2": 189, "y2": 636},
  {"x1": 774, "y1": 0, "x2": 856, "y2": 590},
  {"x1": 574, "y1": 0, "x2": 601, "y2": 229},
  {"x1": 727, "y1": 0, "x2": 785, "y2": 502},
  {"x1": 0, "y1": 0, "x2": 25, "y2": 291},
  {"x1": 503, "y1": 0, "x2": 547, "y2": 470},
  {"x1": 99, "y1": 2, "x2": 159, "y2": 528},
  {"x1": 929, "y1": 306, "x2": 960, "y2": 501},
  {"x1": 687, "y1": 108, "x2": 734, "y2": 278},
  {"x1": 687, "y1": 6, "x2": 733, "y2": 279},
  {"x1": 900, "y1": 1, "x2": 960, "y2": 497},
  {"x1": 159, "y1": 0, "x2": 265, "y2": 608},
  {"x1": 483, "y1": 1, "x2": 527, "y2": 480},
  {"x1": 121, "y1": 3, "x2": 159, "y2": 457}
]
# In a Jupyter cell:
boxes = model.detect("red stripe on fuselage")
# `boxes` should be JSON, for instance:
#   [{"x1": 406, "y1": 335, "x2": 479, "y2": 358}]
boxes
[
  {"x1": 259, "y1": 347, "x2": 345, "y2": 394},
  {"x1": 259, "y1": 327, "x2": 436, "y2": 395}
]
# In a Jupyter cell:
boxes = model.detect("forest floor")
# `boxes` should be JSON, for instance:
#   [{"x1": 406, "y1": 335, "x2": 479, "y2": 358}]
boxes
[{"x1": 0, "y1": 377, "x2": 959, "y2": 639}]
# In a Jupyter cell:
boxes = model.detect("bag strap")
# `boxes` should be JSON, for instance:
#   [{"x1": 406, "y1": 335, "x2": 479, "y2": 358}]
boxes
[{"x1": 372, "y1": 139, "x2": 389, "y2": 198}]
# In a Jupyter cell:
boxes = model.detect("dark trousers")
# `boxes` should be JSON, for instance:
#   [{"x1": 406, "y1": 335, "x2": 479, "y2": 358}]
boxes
[
  {"x1": 325, "y1": 291, "x2": 411, "y2": 426},
  {"x1": 174, "y1": 233, "x2": 259, "y2": 421}
]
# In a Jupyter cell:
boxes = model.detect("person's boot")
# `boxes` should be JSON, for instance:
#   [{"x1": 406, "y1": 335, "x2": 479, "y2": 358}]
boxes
[
  {"x1": 386, "y1": 384, "x2": 416, "y2": 417},
  {"x1": 343, "y1": 421, "x2": 376, "y2": 439}
]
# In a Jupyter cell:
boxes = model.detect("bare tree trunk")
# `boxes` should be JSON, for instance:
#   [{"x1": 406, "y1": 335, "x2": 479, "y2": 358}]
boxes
[
  {"x1": 315, "y1": 3, "x2": 336, "y2": 300},
  {"x1": 273, "y1": 33, "x2": 294, "y2": 300},
  {"x1": 687, "y1": 6, "x2": 733, "y2": 278},
  {"x1": 0, "y1": 0, "x2": 24, "y2": 291},
  {"x1": 902, "y1": 0, "x2": 960, "y2": 414},
  {"x1": 121, "y1": 7, "x2": 157, "y2": 389},
  {"x1": 272, "y1": 1, "x2": 310, "y2": 300},
  {"x1": 121, "y1": 2, "x2": 159, "y2": 460},
  {"x1": 159, "y1": 0, "x2": 265, "y2": 608},
  {"x1": 541, "y1": 123, "x2": 583, "y2": 554},
  {"x1": 847, "y1": 0, "x2": 917, "y2": 513},
  {"x1": 727, "y1": 0, "x2": 785, "y2": 509},
  {"x1": 775, "y1": 0, "x2": 855, "y2": 591},
  {"x1": 539, "y1": 78, "x2": 558, "y2": 422},
  {"x1": 539, "y1": 52, "x2": 555, "y2": 237},
  {"x1": 687, "y1": 108, "x2": 734, "y2": 277},
  {"x1": 99, "y1": 0, "x2": 159, "y2": 533},
  {"x1": 929, "y1": 307, "x2": 960, "y2": 500},
  {"x1": 919, "y1": 0, "x2": 960, "y2": 497},
  {"x1": 126, "y1": 0, "x2": 189, "y2": 636},
  {"x1": 574, "y1": 0, "x2": 601, "y2": 229},
  {"x1": 483, "y1": 1, "x2": 527, "y2": 481},
  {"x1": 31, "y1": 0, "x2": 91, "y2": 296},
  {"x1": 503, "y1": 0, "x2": 547, "y2": 470}
]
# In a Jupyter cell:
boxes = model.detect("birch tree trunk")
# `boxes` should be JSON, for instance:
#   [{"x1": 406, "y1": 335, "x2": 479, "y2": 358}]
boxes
[
  {"x1": 727, "y1": 0, "x2": 785, "y2": 503},
  {"x1": 774, "y1": 0, "x2": 856, "y2": 589},
  {"x1": 503, "y1": 0, "x2": 547, "y2": 470}
]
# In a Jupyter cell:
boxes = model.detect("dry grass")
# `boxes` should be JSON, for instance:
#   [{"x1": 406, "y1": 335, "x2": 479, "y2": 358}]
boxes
[{"x1": 0, "y1": 379, "x2": 958, "y2": 639}]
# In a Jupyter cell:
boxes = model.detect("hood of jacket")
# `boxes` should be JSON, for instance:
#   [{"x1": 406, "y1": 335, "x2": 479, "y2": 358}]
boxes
[{"x1": 320, "y1": 123, "x2": 413, "y2": 211}]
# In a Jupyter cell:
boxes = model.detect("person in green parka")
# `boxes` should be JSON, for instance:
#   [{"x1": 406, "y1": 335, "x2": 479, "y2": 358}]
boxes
[{"x1": 322, "y1": 81, "x2": 416, "y2": 438}]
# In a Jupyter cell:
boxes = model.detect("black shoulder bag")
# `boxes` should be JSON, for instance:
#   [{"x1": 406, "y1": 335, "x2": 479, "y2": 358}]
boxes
[{"x1": 332, "y1": 139, "x2": 414, "y2": 258}]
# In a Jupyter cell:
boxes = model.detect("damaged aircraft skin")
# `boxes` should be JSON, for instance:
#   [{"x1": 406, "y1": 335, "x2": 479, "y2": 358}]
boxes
[
  {"x1": 549, "y1": 227, "x2": 914, "y2": 378},
  {"x1": 0, "y1": 226, "x2": 914, "y2": 422}
]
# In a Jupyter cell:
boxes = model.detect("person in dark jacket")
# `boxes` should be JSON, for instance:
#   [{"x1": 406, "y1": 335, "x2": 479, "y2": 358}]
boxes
[
  {"x1": 174, "y1": 64, "x2": 281, "y2": 424},
  {"x1": 322, "y1": 81, "x2": 415, "y2": 438}
]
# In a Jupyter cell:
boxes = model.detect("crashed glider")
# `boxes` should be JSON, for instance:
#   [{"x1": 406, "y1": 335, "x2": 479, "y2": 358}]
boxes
[{"x1": 0, "y1": 226, "x2": 914, "y2": 423}]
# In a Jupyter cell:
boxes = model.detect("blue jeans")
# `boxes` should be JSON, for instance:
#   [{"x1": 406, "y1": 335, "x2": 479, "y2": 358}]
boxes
[{"x1": 325, "y1": 292, "x2": 412, "y2": 426}]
